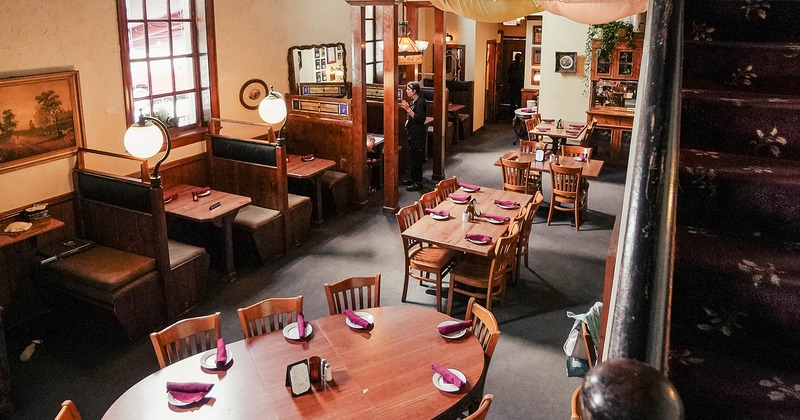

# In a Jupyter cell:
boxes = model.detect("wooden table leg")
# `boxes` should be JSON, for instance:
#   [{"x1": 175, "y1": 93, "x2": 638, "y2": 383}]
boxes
[
  {"x1": 222, "y1": 213, "x2": 237, "y2": 282},
  {"x1": 313, "y1": 175, "x2": 324, "y2": 225}
]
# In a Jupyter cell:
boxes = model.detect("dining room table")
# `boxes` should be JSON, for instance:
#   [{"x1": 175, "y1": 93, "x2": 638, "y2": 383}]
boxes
[
  {"x1": 402, "y1": 185, "x2": 534, "y2": 257},
  {"x1": 529, "y1": 119, "x2": 586, "y2": 153},
  {"x1": 103, "y1": 305, "x2": 485, "y2": 419},
  {"x1": 494, "y1": 150, "x2": 605, "y2": 179},
  {"x1": 286, "y1": 154, "x2": 336, "y2": 224},
  {"x1": 163, "y1": 184, "x2": 251, "y2": 282}
]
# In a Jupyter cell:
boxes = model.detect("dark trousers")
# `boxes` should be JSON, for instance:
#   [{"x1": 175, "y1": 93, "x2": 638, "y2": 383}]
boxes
[{"x1": 410, "y1": 148, "x2": 425, "y2": 183}]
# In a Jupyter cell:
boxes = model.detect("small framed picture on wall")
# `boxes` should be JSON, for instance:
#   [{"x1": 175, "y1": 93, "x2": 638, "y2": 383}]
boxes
[{"x1": 532, "y1": 47, "x2": 541, "y2": 65}]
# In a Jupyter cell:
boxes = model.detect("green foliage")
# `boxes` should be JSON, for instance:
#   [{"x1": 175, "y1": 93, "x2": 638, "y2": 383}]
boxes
[{"x1": 582, "y1": 21, "x2": 635, "y2": 96}]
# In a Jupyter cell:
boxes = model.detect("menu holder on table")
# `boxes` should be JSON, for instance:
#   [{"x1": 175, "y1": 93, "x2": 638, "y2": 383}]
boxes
[{"x1": 285, "y1": 359, "x2": 312, "y2": 397}]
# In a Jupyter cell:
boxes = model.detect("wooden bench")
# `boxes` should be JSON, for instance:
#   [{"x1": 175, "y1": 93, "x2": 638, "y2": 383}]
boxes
[{"x1": 37, "y1": 170, "x2": 209, "y2": 338}]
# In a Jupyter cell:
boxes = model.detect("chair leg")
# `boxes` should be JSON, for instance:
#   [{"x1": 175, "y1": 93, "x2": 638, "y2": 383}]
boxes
[
  {"x1": 575, "y1": 207, "x2": 580, "y2": 231},
  {"x1": 547, "y1": 201, "x2": 554, "y2": 225},
  {"x1": 435, "y1": 270, "x2": 443, "y2": 312},
  {"x1": 446, "y1": 279, "x2": 456, "y2": 315},
  {"x1": 402, "y1": 269, "x2": 410, "y2": 303},
  {"x1": 524, "y1": 246, "x2": 530, "y2": 268}
]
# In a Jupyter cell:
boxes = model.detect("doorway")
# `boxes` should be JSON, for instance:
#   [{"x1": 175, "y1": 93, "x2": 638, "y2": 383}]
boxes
[{"x1": 497, "y1": 37, "x2": 525, "y2": 121}]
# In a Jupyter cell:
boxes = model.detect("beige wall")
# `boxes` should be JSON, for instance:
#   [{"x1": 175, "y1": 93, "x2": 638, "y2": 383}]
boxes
[{"x1": 0, "y1": 0, "x2": 350, "y2": 213}]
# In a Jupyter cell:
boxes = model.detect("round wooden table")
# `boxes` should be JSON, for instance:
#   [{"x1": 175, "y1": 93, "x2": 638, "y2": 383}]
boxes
[{"x1": 103, "y1": 306, "x2": 485, "y2": 419}]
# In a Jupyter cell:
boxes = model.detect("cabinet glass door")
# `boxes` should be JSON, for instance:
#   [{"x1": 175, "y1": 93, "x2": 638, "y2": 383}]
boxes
[
  {"x1": 617, "y1": 51, "x2": 634, "y2": 76},
  {"x1": 595, "y1": 51, "x2": 611, "y2": 75}
]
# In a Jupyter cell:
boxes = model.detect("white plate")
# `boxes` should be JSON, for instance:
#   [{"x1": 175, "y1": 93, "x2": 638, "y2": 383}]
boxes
[
  {"x1": 199, "y1": 348, "x2": 233, "y2": 370},
  {"x1": 167, "y1": 392, "x2": 204, "y2": 407},
  {"x1": 197, "y1": 190, "x2": 211, "y2": 197},
  {"x1": 432, "y1": 369, "x2": 467, "y2": 392},
  {"x1": 345, "y1": 311, "x2": 374, "y2": 329},
  {"x1": 485, "y1": 217, "x2": 507, "y2": 225},
  {"x1": 460, "y1": 187, "x2": 478, "y2": 193},
  {"x1": 437, "y1": 321, "x2": 468, "y2": 339},
  {"x1": 430, "y1": 213, "x2": 449, "y2": 221},
  {"x1": 449, "y1": 198, "x2": 469, "y2": 204},
  {"x1": 573, "y1": 156, "x2": 586, "y2": 162},
  {"x1": 466, "y1": 238, "x2": 491, "y2": 245},
  {"x1": 496, "y1": 204, "x2": 519, "y2": 210},
  {"x1": 282, "y1": 322, "x2": 313, "y2": 340},
  {"x1": 301, "y1": 157, "x2": 315, "y2": 162}
]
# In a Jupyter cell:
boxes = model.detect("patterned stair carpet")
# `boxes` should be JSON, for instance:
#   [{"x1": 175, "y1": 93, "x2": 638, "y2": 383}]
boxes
[{"x1": 669, "y1": 1, "x2": 800, "y2": 418}]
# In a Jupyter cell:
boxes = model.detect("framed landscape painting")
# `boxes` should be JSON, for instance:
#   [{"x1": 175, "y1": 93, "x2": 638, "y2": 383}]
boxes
[{"x1": 0, "y1": 71, "x2": 85, "y2": 173}]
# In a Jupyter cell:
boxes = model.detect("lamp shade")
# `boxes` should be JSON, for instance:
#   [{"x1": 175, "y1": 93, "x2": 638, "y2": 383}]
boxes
[
  {"x1": 124, "y1": 121, "x2": 165, "y2": 158},
  {"x1": 258, "y1": 91, "x2": 287, "y2": 129}
]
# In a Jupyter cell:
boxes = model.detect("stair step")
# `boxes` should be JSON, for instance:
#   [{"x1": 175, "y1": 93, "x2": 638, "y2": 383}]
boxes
[
  {"x1": 681, "y1": 91, "x2": 800, "y2": 161},
  {"x1": 686, "y1": 0, "x2": 800, "y2": 43},
  {"x1": 683, "y1": 41, "x2": 800, "y2": 95},
  {"x1": 678, "y1": 150, "x2": 800, "y2": 240}
]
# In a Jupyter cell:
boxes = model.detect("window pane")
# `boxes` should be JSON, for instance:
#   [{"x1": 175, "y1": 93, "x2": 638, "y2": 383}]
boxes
[
  {"x1": 198, "y1": 54, "x2": 209, "y2": 88},
  {"x1": 176, "y1": 92, "x2": 197, "y2": 127},
  {"x1": 375, "y1": 63, "x2": 384, "y2": 84},
  {"x1": 127, "y1": 0, "x2": 143, "y2": 19},
  {"x1": 365, "y1": 6, "x2": 373, "y2": 19},
  {"x1": 375, "y1": 20, "x2": 383, "y2": 39},
  {"x1": 171, "y1": 21, "x2": 192, "y2": 55},
  {"x1": 128, "y1": 23, "x2": 146, "y2": 59},
  {"x1": 196, "y1": 2, "x2": 208, "y2": 54},
  {"x1": 376, "y1": 46, "x2": 383, "y2": 62},
  {"x1": 148, "y1": 22, "x2": 170, "y2": 58},
  {"x1": 174, "y1": 57, "x2": 195, "y2": 91},
  {"x1": 150, "y1": 59, "x2": 173, "y2": 94},
  {"x1": 366, "y1": 22, "x2": 374, "y2": 42},
  {"x1": 153, "y1": 96, "x2": 175, "y2": 125},
  {"x1": 131, "y1": 62, "x2": 150, "y2": 98},
  {"x1": 133, "y1": 99, "x2": 151, "y2": 118},
  {"x1": 366, "y1": 44, "x2": 374, "y2": 63},
  {"x1": 201, "y1": 88, "x2": 211, "y2": 121},
  {"x1": 146, "y1": 0, "x2": 168, "y2": 19},
  {"x1": 366, "y1": 64, "x2": 374, "y2": 84},
  {"x1": 170, "y1": 0, "x2": 190, "y2": 19}
]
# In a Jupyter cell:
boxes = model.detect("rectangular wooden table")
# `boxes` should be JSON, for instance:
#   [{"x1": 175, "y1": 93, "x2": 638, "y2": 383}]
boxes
[
  {"x1": 163, "y1": 184, "x2": 251, "y2": 281},
  {"x1": 495, "y1": 150, "x2": 605, "y2": 179},
  {"x1": 402, "y1": 186, "x2": 534, "y2": 257},
  {"x1": 0, "y1": 217, "x2": 64, "y2": 249},
  {"x1": 530, "y1": 119, "x2": 586, "y2": 152},
  {"x1": 286, "y1": 154, "x2": 336, "y2": 224}
]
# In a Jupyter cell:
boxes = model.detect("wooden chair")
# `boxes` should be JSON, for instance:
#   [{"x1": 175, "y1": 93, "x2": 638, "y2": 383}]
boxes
[
  {"x1": 55, "y1": 400, "x2": 81, "y2": 420},
  {"x1": 511, "y1": 191, "x2": 544, "y2": 284},
  {"x1": 435, "y1": 176, "x2": 459, "y2": 202},
  {"x1": 417, "y1": 190, "x2": 440, "y2": 214},
  {"x1": 396, "y1": 204, "x2": 456, "y2": 312},
  {"x1": 580, "y1": 118, "x2": 598, "y2": 148},
  {"x1": 464, "y1": 298, "x2": 501, "y2": 414},
  {"x1": 447, "y1": 223, "x2": 520, "y2": 314},
  {"x1": 237, "y1": 295, "x2": 303, "y2": 338},
  {"x1": 500, "y1": 158, "x2": 534, "y2": 195},
  {"x1": 548, "y1": 164, "x2": 586, "y2": 231},
  {"x1": 324, "y1": 274, "x2": 381, "y2": 315},
  {"x1": 465, "y1": 394, "x2": 494, "y2": 420},
  {"x1": 571, "y1": 386, "x2": 583, "y2": 420},
  {"x1": 518, "y1": 141, "x2": 543, "y2": 191},
  {"x1": 150, "y1": 312, "x2": 222, "y2": 369},
  {"x1": 560, "y1": 145, "x2": 593, "y2": 160},
  {"x1": 570, "y1": 323, "x2": 597, "y2": 420},
  {"x1": 523, "y1": 113, "x2": 542, "y2": 142}
]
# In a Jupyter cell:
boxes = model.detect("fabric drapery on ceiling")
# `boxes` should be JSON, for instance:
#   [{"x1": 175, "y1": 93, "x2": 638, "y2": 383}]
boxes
[
  {"x1": 538, "y1": 0, "x2": 648, "y2": 25},
  {"x1": 428, "y1": 0, "x2": 545, "y2": 23}
]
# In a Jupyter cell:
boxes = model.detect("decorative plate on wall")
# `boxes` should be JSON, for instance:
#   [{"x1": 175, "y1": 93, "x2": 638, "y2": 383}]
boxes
[
  {"x1": 239, "y1": 79, "x2": 268, "y2": 110},
  {"x1": 555, "y1": 51, "x2": 577, "y2": 73}
]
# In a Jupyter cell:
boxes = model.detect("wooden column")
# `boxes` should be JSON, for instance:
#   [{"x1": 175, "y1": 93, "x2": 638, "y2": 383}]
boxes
[
  {"x1": 382, "y1": 4, "x2": 399, "y2": 213},
  {"x1": 350, "y1": 6, "x2": 369, "y2": 205},
  {"x1": 431, "y1": 8, "x2": 446, "y2": 181}
]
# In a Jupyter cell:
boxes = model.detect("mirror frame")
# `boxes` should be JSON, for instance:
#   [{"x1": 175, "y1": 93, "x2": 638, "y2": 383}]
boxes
[{"x1": 288, "y1": 42, "x2": 348, "y2": 95}]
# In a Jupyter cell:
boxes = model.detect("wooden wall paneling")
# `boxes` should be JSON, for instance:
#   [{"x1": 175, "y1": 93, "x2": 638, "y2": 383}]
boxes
[
  {"x1": 431, "y1": 8, "x2": 446, "y2": 181},
  {"x1": 382, "y1": 4, "x2": 399, "y2": 213},
  {"x1": 351, "y1": 5, "x2": 368, "y2": 205},
  {"x1": 159, "y1": 154, "x2": 211, "y2": 189}
]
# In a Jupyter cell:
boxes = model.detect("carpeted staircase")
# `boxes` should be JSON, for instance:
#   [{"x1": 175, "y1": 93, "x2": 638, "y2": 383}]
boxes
[{"x1": 668, "y1": 1, "x2": 800, "y2": 418}]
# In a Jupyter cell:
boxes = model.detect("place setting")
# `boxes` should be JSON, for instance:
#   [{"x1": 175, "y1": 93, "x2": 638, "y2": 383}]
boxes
[
  {"x1": 424, "y1": 208, "x2": 450, "y2": 221},
  {"x1": 200, "y1": 338, "x2": 233, "y2": 371},
  {"x1": 344, "y1": 309, "x2": 374, "y2": 330},
  {"x1": 494, "y1": 199, "x2": 520, "y2": 210},
  {"x1": 431, "y1": 363, "x2": 466, "y2": 393},
  {"x1": 458, "y1": 182, "x2": 481, "y2": 193},
  {"x1": 166, "y1": 381, "x2": 215, "y2": 408},
  {"x1": 283, "y1": 313, "x2": 313, "y2": 341},
  {"x1": 448, "y1": 193, "x2": 471, "y2": 204},
  {"x1": 465, "y1": 233, "x2": 492, "y2": 246},
  {"x1": 437, "y1": 319, "x2": 472, "y2": 340},
  {"x1": 483, "y1": 213, "x2": 510, "y2": 225}
]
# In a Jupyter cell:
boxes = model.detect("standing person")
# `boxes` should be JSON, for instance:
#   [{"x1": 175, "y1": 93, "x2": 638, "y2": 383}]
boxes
[
  {"x1": 507, "y1": 52, "x2": 524, "y2": 110},
  {"x1": 400, "y1": 81, "x2": 427, "y2": 192}
]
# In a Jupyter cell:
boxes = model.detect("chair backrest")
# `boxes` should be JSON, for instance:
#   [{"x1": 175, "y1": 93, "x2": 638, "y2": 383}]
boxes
[
  {"x1": 324, "y1": 274, "x2": 381, "y2": 315},
  {"x1": 465, "y1": 394, "x2": 494, "y2": 420},
  {"x1": 582, "y1": 321, "x2": 598, "y2": 368},
  {"x1": 396, "y1": 204, "x2": 422, "y2": 259},
  {"x1": 550, "y1": 165, "x2": 584, "y2": 200},
  {"x1": 436, "y1": 176, "x2": 459, "y2": 197},
  {"x1": 571, "y1": 386, "x2": 583, "y2": 420},
  {"x1": 520, "y1": 191, "x2": 544, "y2": 247},
  {"x1": 580, "y1": 118, "x2": 598, "y2": 148},
  {"x1": 500, "y1": 158, "x2": 531, "y2": 193},
  {"x1": 418, "y1": 190, "x2": 440, "y2": 214},
  {"x1": 519, "y1": 140, "x2": 537, "y2": 154},
  {"x1": 490, "y1": 222, "x2": 520, "y2": 285},
  {"x1": 560, "y1": 145, "x2": 593, "y2": 160},
  {"x1": 150, "y1": 312, "x2": 222, "y2": 368},
  {"x1": 465, "y1": 298, "x2": 500, "y2": 360},
  {"x1": 238, "y1": 295, "x2": 303, "y2": 338},
  {"x1": 524, "y1": 114, "x2": 542, "y2": 142},
  {"x1": 55, "y1": 400, "x2": 81, "y2": 420}
]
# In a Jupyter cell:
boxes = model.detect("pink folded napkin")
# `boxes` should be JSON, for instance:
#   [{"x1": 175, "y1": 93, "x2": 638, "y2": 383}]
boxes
[
  {"x1": 520, "y1": 108, "x2": 534, "y2": 113},
  {"x1": 505, "y1": 155, "x2": 519, "y2": 161},
  {"x1": 569, "y1": 124, "x2": 585, "y2": 128},
  {"x1": 166, "y1": 382, "x2": 214, "y2": 404},
  {"x1": 484, "y1": 214, "x2": 510, "y2": 223},
  {"x1": 193, "y1": 186, "x2": 210, "y2": 195},
  {"x1": 163, "y1": 193, "x2": 178, "y2": 204},
  {"x1": 438, "y1": 320, "x2": 472, "y2": 335},
  {"x1": 297, "y1": 313, "x2": 306, "y2": 339},
  {"x1": 448, "y1": 193, "x2": 471, "y2": 202},
  {"x1": 542, "y1": 118, "x2": 555, "y2": 123},
  {"x1": 465, "y1": 233, "x2": 492, "y2": 243},
  {"x1": 215, "y1": 338, "x2": 227, "y2": 368},
  {"x1": 494, "y1": 199, "x2": 520, "y2": 208},
  {"x1": 565, "y1": 129, "x2": 581, "y2": 135},
  {"x1": 459, "y1": 182, "x2": 480, "y2": 191},
  {"x1": 574, "y1": 155, "x2": 587, "y2": 162},
  {"x1": 300, "y1": 154, "x2": 315, "y2": 161},
  {"x1": 535, "y1": 126, "x2": 550, "y2": 131},
  {"x1": 344, "y1": 309, "x2": 371, "y2": 328},
  {"x1": 425, "y1": 209, "x2": 450, "y2": 218},
  {"x1": 431, "y1": 363, "x2": 463, "y2": 389}
]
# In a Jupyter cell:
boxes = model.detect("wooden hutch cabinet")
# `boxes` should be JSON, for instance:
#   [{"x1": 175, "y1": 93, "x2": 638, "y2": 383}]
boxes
[{"x1": 586, "y1": 33, "x2": 644, "y2": 164}]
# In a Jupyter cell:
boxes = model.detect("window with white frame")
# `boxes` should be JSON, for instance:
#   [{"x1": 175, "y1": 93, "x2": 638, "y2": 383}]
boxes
[{"x1": 365, "y1": 6, "x2": 384, "y2": 84}]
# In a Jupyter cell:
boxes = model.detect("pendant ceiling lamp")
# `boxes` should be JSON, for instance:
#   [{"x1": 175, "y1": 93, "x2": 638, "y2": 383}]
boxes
[
  {"x1": 429, "y1": 0, "x2": 544, "y2": 23},
  {"x1": 538, "y1": 0, "x2": 648, "y2": 25},
  {"x1": 397, "y1": 21, "x2": 427, "y2": 65}
]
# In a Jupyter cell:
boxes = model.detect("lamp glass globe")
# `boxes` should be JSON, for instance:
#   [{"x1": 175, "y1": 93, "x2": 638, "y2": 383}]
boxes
[
  {"x1": 258, "y1": 95, "x2": 287, "y2": 127},
  {"x1": 124, "y1": 122, "x2": 164, "y2": 158}
]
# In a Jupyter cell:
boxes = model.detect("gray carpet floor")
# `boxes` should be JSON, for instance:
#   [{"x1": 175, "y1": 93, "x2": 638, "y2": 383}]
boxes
[{"x1": 4, "y1": 122, "x2": 626, "y2": 419}]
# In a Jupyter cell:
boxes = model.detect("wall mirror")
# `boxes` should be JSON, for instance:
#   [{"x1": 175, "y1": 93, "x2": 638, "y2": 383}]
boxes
[
  {"x1": 288, "y1": 42, "x2": 347, "y2": 97},
  {"x1": 445, "y1": 45, "x2": 465, "y2": 81}
]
